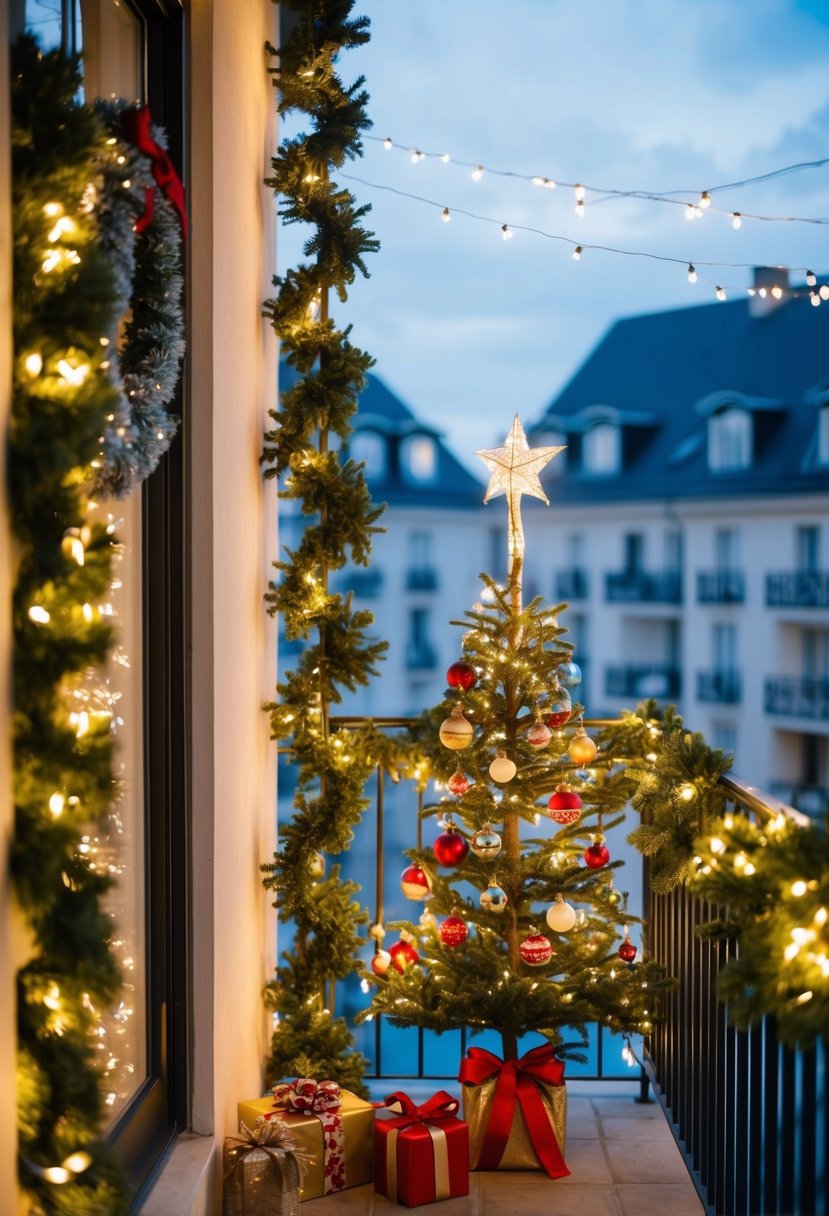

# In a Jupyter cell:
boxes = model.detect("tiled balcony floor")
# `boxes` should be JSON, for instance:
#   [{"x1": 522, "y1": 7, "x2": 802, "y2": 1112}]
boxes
[{"x1": 302, "y1": 1083, "x2": 705, "y2": 1216}]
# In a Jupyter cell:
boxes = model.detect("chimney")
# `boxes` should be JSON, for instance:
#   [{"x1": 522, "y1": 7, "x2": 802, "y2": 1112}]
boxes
[{"x1": 748, "y1": 266, "x2": 790, "y2": 319}]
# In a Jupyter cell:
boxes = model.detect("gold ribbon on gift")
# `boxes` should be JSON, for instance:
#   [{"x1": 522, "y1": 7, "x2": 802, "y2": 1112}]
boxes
[
  {"x1": 223, "y1": 1116, "x2": 312, "y2": 1183},
  {"x1": 385, "y1": 1121, "x2": 450, "y2": 1204}
]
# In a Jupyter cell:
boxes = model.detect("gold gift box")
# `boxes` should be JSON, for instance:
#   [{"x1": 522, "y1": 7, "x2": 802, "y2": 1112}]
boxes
[
  {"x1": 462, "y1": 1076, "x2": 566, "y2": 1171},
  {"x1": 237, "y1": 1092, "x2": 374, "y2": 1201}
]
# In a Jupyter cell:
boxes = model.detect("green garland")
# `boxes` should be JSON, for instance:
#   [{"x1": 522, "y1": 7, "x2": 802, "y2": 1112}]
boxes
[
  {"x1": 11, "y1": 36, "x2": 185, "y2": 1210},
  {"x1": 260, "y1": 0, "x2": 403, "y2": 1095}
]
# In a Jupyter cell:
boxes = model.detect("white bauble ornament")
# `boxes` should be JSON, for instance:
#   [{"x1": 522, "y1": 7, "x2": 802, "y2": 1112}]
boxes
[
  {"x1": 489, "y1": 753, "x2": 517, "y2": 783},
  {"x1": 546, "y1": 896, "x2": 577, "y2": 933}
]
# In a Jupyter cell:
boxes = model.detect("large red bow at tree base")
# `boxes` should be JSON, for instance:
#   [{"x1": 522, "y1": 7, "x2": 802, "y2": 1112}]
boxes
[
  {"x1": 458, "y1": 1044, "x2": 570, "y2": 1179},
  {"x1": 122, "y1": 106, "x2": 188, "y2": 236}
]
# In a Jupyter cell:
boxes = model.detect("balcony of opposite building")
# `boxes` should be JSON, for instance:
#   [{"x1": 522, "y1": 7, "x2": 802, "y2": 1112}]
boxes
[
  {"x1": 765, "y1": 676, "x2": 829, "y2": 720},
  {"x1": 696, "y1": 568, "x2": 745, "y2": 604},
  {"x1": 605, "y1": 570, "x2": 682, "y2": 605},
  {"x1": 697, "y1": 668, "x2": 741, "y2": 704},
  {"x1": 766, "y1": 570, "x2": 829, "y2": 609},
  {"x1": 406, "y1": 566, "x2": 439, "y2": 592},
  {"x1": 556, "y1": 567, "x2": 590, "y2": 601},
  {"x1": 606, "y1": 664, "x2": 681, "y2": 700}
]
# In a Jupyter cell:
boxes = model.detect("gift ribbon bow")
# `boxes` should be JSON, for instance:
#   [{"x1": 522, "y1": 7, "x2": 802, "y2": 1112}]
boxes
[
  {"x1": 458, "y1": 1044, "x2": 570, "y2": 1179},
  {"x1": 273, "y1": 1077, "x2": 341, "y2": 1114},
  {"x1": 122, "y1": 105, "x2": 188, "y2": 236},
  {"x1": 381, "y1": 1091, "x2": 459, "y2": 1203},
  {"x1": 223, "y1": 1116, "x2": 311, "y2": 1183}
]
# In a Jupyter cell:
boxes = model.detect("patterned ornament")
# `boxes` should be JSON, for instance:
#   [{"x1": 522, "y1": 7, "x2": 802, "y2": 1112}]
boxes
[
  {"x1": 559, "y1": 661, "x2": 582, "y2": 688},
  {"x1": 400, "y1": 862, "x2": 431, "y2": 899},
  {"x1": 548, "y1": 785, "x2": 583, "y2": 825},
  {"x1": 371, "y1": 949, "x2": 392, "y2": 977},
  {"x1": 438, "y1": 915, "x2": 469, "y2": 947},
  {"x1": 470, "y1": 825, "x2": 502, "y2": 859},
  {"x1": 389, "y1": 939, "x2": 420, "y2": 972},
  {"x1": 568, "y1": 725, "x2": 598, "y2": 766},
  {"x1": 447, "y1": 768, "x2": 470, "y2": 796},
  {"x1": 618, "y1": 933, "x2": 637, "y2": 963},
  {"x1": 489, "y1": 753, "x2": 517, "y2": 783},
  {"x1": 447, "y1": 660, "x2": 477, "y2": 691},
  {"x1": 480, "y1": 883, "x2": 508, "y2": 913},
  {"x1": 546, "y1": 688, "x2": 572, "y2": 728},
  {"x1": 439, "y1": 705, "x2": 474, "y2": 750},
  {"x1": 519, "y1": 931, "x2": 554, "y2": 967},
  {"x1": 527, "y1": 720, "x2": 552, "y2": 748},
  {"x1": 546, "y1": 895, "x2": 577, "y2": 933},
  {"x1": 584, "y1": 836, "x2": 610, "y2": 870},
  {"x1": 433, "y1": 824, "x2": 469, "y2": 867}
]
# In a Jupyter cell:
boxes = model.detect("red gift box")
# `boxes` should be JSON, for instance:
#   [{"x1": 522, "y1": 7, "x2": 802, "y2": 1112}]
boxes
[{"x1": 375, "y1": 1090, "x2": 469, "y2": 1207}]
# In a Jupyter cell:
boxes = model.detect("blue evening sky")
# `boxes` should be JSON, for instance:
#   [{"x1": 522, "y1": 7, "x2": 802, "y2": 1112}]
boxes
[{"x1": 279, "y1": 0, "x2": 829, "y2": 469}]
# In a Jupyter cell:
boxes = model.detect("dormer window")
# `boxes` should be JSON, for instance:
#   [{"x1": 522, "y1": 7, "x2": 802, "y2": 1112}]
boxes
[
  {"x1": 401, "y1": 434, "x2": 437, "y2": 484},
  {"x1": 351, "y1": 430, "x2": 386, "y2": 480},
  {"x1": 583, "y1": 422, "x2": 620, "y2": 475},
  {"x1": 819, "y1": 404, "x2": 829, "y2": 466},
  {"x1": 708, "y1": 408, "x2": 751, "y2": 471}
]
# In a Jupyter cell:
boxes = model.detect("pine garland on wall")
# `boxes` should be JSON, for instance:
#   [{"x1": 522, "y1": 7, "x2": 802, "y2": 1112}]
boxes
[
  {"x1": 10, "y1": 36, "x2": 186, "y2": 1211},
  {"x1": 260, "y1": 0, "x2": 398, "y2": 1094}
]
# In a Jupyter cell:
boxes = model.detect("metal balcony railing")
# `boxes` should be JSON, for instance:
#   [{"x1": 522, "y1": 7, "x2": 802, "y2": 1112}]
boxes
[
  {"x1": 697, "y1": 569, "x2": 745, "y2": 604},
  {"x1": 644, "y1": 777, "x2": 825, "y2": 1216},
  {"x1": 697, "y1": 669, "x2": 741, "y2": 704},
  {"x1": 764, "y1": 676, "x2": 829, "y2": 720},
  {"x1": 338, "y1": 568, "x2": 384, "y2": 599},
  {"x1": 766, "y1": 570, "x2": 829, "y2": 609},
  {"x1": 605, "y1": 569, "x2": 683, "y2": 604},
  {"x1": 555, "y1": 567, "x2": 589, "y2": 601},
  {"x1": 406, "y1": 567, "x2": 439, "y2": 592},
  {"x1": 606, "y1": 664, "x2": 681, "y2": 699}
]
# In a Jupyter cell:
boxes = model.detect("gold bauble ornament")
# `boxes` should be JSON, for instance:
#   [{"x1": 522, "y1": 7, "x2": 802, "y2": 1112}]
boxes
[
  {"x1": 568, "y1": 726, "x2": 598, "y2": 766},
  {"x1": 439, "y1": 704, "x2": 474, "y2": 750}
]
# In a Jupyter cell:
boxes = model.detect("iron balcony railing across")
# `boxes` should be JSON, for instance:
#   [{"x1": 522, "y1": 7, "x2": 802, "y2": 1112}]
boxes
[
  {"x1": 324, "y1": 716, "x2": 824, "y2": 1214},
  {"x1": 697, "y1": 569, "x2": 745, "y2": 604},
  {"x1": 605, "y1": 569, "x2": 683, "y2": 603},
  {"x1": 697, "y1": 669, "x2": 742, "y2": 704},
  {"x1": 765, "y1": 675, "x2": 829, "y2": 720},
  {"x1": 766, "y1": 570, "x2": 829, "y2": 609}
]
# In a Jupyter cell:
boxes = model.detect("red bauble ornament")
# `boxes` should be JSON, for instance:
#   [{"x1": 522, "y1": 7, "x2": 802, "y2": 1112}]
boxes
[
  {"x1": 438, "y1": 915, "x2": 469, "y2": 948},
  {"x1": 548, "y1": 785, "x2": 583, "y2": 825},
  {"x1": 400, "y1": 862, "x2": 431, "y2": 899},
  {"x1": 519, "y1": 932, "x2": 554, "y2": 967},
  {"x1": 371, "y1": 949, "x2": 392, "y2": 977},
  {"x1": 447, "y1": 769, "x2": 470, "y2": 797},
  {"x1": 618, "y1": 937, "x2": 637, "y2": 963},
  {"x1": 447, "y1": 660, "x2": 477, "y2": 691},
  {"x1": 389, "y1": 939, "x2": 419, "y2": 972},
  {"x1": 584, "y1": 839, "x2": 610, "y2": 869},
  {"x1": 433, "y1": 827, "x2": 469, "y2": 867}
]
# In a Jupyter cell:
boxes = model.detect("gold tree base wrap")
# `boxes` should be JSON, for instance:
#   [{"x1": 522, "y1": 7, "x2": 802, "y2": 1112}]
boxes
[
  {"x1": 462, "y1": 1078, "x2": 566, "y2": 1171},
  {"x1": 223, "y1": 1120, "x2": 303, "y2": 1216},
  {"x1": 237, "y1": 1093, "x2": 374, "y2": 1200}
]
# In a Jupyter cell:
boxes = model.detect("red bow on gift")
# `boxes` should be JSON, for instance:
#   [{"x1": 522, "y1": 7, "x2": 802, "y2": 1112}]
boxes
[
  {"x1": 383, "y1": 1090, "x2": 460, "y2": 1129},
  {"x1": 273, "y1": 1078, "x2": 342, "y2": 1115},
  {"x1": 122, "y1": 105, "x2": 188, "y2": 237},
  {"x1": 458, "y1": 1044, "x2": 570, "y2": 1179}
]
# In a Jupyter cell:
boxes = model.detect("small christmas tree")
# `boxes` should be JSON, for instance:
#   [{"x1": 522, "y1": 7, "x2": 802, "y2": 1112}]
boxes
[{"x1": 365, "y1": 417, "x2": 670, "y2": 1066}]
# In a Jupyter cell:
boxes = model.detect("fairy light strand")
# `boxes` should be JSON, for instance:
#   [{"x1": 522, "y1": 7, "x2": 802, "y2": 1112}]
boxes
[
  {"x1": 340, "y1": 172, "x2": 825, "y2": 300},
  {"x1": 372, "y1": 136, "x2": 829, "y2": 226}
]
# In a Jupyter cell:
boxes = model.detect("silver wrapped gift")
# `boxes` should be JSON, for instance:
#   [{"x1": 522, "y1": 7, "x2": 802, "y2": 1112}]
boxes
[{"x1": 223, "y1": 1116, "x2": 308, "y2": 1216}]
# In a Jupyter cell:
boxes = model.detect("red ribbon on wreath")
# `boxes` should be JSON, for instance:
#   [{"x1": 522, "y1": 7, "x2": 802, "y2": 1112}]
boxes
[
  {"x1": 458, "y1": 1043, "x2": 570, "y2": 1179},
  {"x1": 122, "y1": 106, "x2": 188, "y2": 237}
]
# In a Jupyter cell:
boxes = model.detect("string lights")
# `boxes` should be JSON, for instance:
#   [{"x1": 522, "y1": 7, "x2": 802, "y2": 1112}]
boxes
[{"x1": 340, "y1": 171, "x2": 826, "y2": 302}]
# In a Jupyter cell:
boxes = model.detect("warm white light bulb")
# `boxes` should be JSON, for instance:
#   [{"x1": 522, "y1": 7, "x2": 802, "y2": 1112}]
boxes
[
  {"x1": 731, "y1": 212, "x2": 742, "y2": 230},
  {"x1": 715, "y1": 286, "x2": 726, "y2": 301},
  {"x1": 544, "y1": 178, "x2": 556, "y2": 188},
  {"x1": 532, "y1": 176, "x2": 545, "y2": 187},
  {"x1": 687, "y1": 264, "x2": 697, "y2": 283},
  {"x1": 24, "y1": 352, "x2": 43, "y2": 377},
  {"x1": 572, "y1": 245, "x2": 582, "y2": 260},
  {"x1": 820, "y1": 285, "x2": 829, "y2": 300},
  {"x1": 685, "y1": 204, "x2": 696, "y2": 221},
  {"x1": 441, "y1": 153, "x2": 450, "y2": 164},
  {"x1": 441, "y1": 207, "x2": 451, "y2": 223},
  {"x1": 699, "y1": 191, "x2": 711, "y2": 209},
  {"x1": 49, "y1": 793, "x2": 65, "y2": 818},
  {"x1": 810, "y1": 293, "x2": 821, "y2": 307},
  {"x1": 383, "y1": 137, "x2": 392, "y2": 151},
  {"x1": 472, "y1": 165, "x2": 484, "y2": 182},
  {"x1": 28, "y1": 606, "x2": 50, "y2": 624},
  {"x1": 574, "y1": 184, "x2": 585, "y2": 202},
  {"x1": 410, "y1": 149, "x2": 423, "y2": 164},
  {"x1": 791, "y1": 880, "x2": 808, "y2": 897},
  {"x1": 806, "y1": 270, "x2": 817, "y2": 287},
  {"x1": 501, "y1": 224, "x2": 513, "y2": 240}
]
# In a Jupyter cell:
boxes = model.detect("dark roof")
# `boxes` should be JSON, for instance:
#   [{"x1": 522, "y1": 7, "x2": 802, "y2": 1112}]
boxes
[
  {"x1": 529, "y1": 292, "x2": 829, "y2": 502},
  {"x1": 279, "y1": 364, "x2": 483, "y2": 507}
]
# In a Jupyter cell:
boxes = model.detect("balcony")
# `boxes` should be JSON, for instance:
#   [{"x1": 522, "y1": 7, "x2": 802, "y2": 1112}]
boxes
[
  {"x1": 766, "y1": 570, "x2": 829, "y2": 608},
  {"x1": 605, "y1": 664, "x2": 681, "y2": 699},
  {"x1": 696, "y1": 568, "x2": 745, "y2": 604},
  {"x1": 605, "y1": 570, "x2": 682, "y2": 604},
  {"x1": 555, "y1": 567, "x2": 589, "y2": 600},
  {"x1": 768, "y1": 780, "x2": 829, "y2": 817},
  {"x1": 696, "y1": 668, "x2": 741, "y2": 703},
  {"x1": 406, "y1": 566, "x2": 439, "y2": 592},
  {"x1": 765, "y1": 675, "x2": 829, "y2": 720},
  {"x1": 405, "y1": 642, "x2": 438, "y2": 671},
  {"x1": 339, "y1": 568, "x2": 384, "y2": 599}
]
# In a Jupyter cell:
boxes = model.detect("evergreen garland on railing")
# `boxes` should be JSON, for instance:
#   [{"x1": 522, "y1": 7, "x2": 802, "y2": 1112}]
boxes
[{"x1": 260, "y1": 0, "x2": 399, "y2": 1095}]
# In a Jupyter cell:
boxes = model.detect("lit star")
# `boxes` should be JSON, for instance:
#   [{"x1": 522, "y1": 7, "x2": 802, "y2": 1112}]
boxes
[{"x1": 475, "y1": 416, "x2": 565, "y2": 578}]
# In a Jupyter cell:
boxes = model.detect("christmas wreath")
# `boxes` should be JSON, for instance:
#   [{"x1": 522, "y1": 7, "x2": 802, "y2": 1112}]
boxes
[{"x1": 90, "y1": 100, "x2": 186, "y2": 498}]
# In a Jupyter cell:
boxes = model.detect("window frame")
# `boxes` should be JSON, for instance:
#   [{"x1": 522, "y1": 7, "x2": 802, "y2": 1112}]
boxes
[
  {"x1": 582, "y1": 421, "x2": 620, "y2": 475},
  {"x1": 708, "y1": 407, "x2": 752, "y2": 472}
]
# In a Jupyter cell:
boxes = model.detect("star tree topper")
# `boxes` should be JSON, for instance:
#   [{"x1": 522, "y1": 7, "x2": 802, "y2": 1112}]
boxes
[{"x1": 476, "y1": 415, "x2": 565, "y2": 566}]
